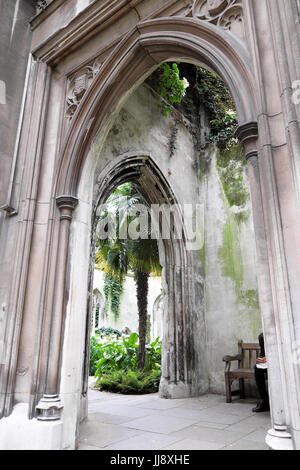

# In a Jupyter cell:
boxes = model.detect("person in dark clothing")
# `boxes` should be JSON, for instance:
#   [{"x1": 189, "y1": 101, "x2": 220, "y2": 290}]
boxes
[{"x1": 252, "y1": 333, "x2": 270, "y2": 413}]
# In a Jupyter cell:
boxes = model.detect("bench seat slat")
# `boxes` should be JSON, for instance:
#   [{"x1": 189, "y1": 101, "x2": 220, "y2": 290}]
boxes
[{"x1": 228, "y1": 369, "x2": 255, "y2": 379}]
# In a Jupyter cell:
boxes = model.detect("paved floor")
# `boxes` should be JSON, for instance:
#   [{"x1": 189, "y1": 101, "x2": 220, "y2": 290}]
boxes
[{"x1": 78, "y1": 382, "x2": 271, "y2": 450}]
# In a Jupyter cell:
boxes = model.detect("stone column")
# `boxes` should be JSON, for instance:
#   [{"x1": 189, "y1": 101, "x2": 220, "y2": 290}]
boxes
[
  {"x1": 236, "y1": 122, "x2": 294, "y2": 450},
  {"x1": 36, "y1": 195, "x2": 78, "y2": 421}
]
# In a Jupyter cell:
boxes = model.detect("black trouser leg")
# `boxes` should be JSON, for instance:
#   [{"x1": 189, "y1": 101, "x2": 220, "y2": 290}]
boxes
[{"x1": 254, "y1": 366, "x2": 268, "y2": 402}]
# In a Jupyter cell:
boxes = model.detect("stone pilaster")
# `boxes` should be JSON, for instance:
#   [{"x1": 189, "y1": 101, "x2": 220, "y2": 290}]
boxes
[
  {"x1": 36, "y1": 196, "x2": 78, "y2": 421},
  {"x1": 236, "y1": 121, "x2": 294, "y2": 450}
]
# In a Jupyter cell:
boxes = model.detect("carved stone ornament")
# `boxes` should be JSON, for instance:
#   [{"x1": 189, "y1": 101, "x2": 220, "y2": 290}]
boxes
[
  {"x1": 192, "y1": 0, "x2": 245, "y2": 39},
  {"x1": 36, "y1": 0, "x2": 51, "y2": 14},
  {"x1": 66, "y1": 59, "x2": 102, "y2": 120}
]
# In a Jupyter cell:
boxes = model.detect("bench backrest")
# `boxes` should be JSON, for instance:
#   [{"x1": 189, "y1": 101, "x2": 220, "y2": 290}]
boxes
[{"x1": 238, "y1": 341, "x2": 260, "y2": 369}]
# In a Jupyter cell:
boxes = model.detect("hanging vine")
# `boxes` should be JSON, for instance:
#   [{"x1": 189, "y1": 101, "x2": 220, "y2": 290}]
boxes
[
  {"x1": 103, "y1": 273, "x2": 124, "y2": 321},
  {"x1": 148, "y1": 63, "x2": 238, "y2": 149},
  {"x1": 146, "y1": 62, "x2": 188, "y2": 116}
]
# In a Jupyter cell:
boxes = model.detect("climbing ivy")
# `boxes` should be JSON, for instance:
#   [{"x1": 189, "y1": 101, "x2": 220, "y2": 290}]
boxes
[
  {"x1": 147, "y1": 62, "x2": 187, "y2": 116},
  {"x1": 103, "y1": 273, "x2": 124, "y2": 321},
  {"x1": 148, "y1": 63, "x2": 238, "y2": 148},
  {"x1": 179, "y1": 65, "x2": 238, "y2": 148}
]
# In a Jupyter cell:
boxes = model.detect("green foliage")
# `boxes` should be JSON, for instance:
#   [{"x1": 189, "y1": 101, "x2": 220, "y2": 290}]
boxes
[
  {"x1": 91, "y1": 333, "x2": 161, "y2": 394},
  {"x1": 95, "y1": 184, "x2": 162, "y2": 325},
  {"x1": 96, "y1": 369, "x2": 161, "y2": 394},
  {"x1": 103, "y1": 273, "x2": 124, "y2": 320},
  {"x1": 145, "y1": 336, "x2": 161, "y2": 372},
  {"x1": 93, "y1": 333, "x2": 162, "y2": 378},
  {"x1": 148, "y1": 62, "x2": 187, "y2": 116},
  {"x1": 182, "y1": 65, "x2": 237, "y2": 147},
  {"x1": 148, "y1": 63, "x2": 238, "y2": 149},
  {"x1": 95, "y1": 332, "x2": 139, "y2": 377},
  {"x1": 210, "y1": 112, "x2": 238, "y2": 148},
  {"x1": 91, "y1": 333, "x2": 162, "y2": 393},
  {"x1": 89, "y1": 336, "x2": 101, "y2": 376},
  {"x1": 96, "y1": 326, "x2": 122, "y2": 338}
]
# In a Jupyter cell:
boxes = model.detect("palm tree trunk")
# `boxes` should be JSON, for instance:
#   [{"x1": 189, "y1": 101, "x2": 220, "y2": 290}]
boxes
[{"x1": 136, "y1": 271, "x2": 149, "y2": 370}]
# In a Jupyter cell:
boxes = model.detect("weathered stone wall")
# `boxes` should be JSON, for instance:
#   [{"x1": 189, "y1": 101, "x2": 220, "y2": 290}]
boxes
[
  {"x1": 93, "y1": 83, "x2": 261, "y2": 394},
  {"x1": 0, "y1": 0, "x2": 35, "y2": 366},
  {"x1": 0, "y1": 0, "x2": 34, "y2": 205},
  {"x1": 1, "y1": 0, "x2": 299, "y2": 451},
  {"x1": 202, "y1": 148, "x2": 261, "y2": 394}
]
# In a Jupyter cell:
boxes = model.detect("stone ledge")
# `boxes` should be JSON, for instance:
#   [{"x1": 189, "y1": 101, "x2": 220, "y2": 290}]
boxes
[{"x1": 0, "y1": 403, "x2": 63, "y2": 450}]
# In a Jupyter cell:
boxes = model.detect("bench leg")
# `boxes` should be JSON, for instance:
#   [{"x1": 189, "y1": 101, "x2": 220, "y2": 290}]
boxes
[
  {"x1": 239, "y1": 378, "x2": 245, "y2": 399},
  {"x1": 225, "y1": 373, "x2": 232, "y2": 403}
]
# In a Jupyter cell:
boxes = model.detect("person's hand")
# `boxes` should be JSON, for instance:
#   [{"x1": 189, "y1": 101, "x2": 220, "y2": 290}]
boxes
[{"x1": 256, "y1": 357, "x2": 267, "y2": 364}]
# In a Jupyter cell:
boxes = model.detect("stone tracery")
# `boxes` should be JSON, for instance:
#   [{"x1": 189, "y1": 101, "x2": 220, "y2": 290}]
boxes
[
  {"x1": 192, "y1": 0, "x2": 244, "y2": 39},
  {"x1": 0, "y1": 0, "x2": 299, "y2": 452}
]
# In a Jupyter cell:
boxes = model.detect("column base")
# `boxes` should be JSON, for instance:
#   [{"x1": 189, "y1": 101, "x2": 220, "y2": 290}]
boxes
[
  {"x1": 36, "y1": 394, "x2": 63, "y2": 421},
  {"x1": 159, "y1": 378, "x2": 193, "y2": 399},
  {"x1": 266, "y1": 428, "x2": 294, "y2": 450},
  {"x1": 0, "y1": 403, "x2": 63, "y2": 450}
]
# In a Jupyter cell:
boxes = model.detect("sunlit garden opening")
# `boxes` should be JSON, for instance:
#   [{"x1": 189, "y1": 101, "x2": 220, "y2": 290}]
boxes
[{"x1": 90, "y1": 182, "x2": 163, "y2": 394}]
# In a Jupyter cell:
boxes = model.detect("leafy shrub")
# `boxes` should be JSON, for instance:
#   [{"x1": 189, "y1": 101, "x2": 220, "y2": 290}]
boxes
[
  {"x1": 89, "y1": 335, "x2": 101, "y2": 376},
  {"x1": 95, "y1": 332, "x2": 139, "y2": 376},
  {"x1": 91, "y1": 333, "x2": 162, "y2": 393},
  {"x1": 96, "y1": 369, "x2": 161, "y2": 394},
  {"x1": 96, "y1": 326, "x2": 122, "y2": 338},
  {"x1": 148, "y1": 63, "x2": 187, "y2": 116},
  {"x1": 145, "y1": 336, "x2": 162, "y2": 371}
]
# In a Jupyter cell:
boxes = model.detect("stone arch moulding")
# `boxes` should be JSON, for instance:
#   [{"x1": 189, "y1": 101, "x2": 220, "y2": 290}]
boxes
[
  {"x1": 90, "y1": 151, "x2": 195, "y2": 398},
  {"x1": 40, "y1": 13, "x2": 260, "y2": 424},
  {"x1": 54, "y1": 16, "x2": 258, "y2": 199},
  {"x1": 31, "y1": 15, "x2": 278, "y2": 448},
  {"x1": 54, "y1": 149, "x2": 198, "y2": 444}
]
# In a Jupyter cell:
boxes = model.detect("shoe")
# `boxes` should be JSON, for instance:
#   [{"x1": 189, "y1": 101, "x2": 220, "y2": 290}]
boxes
[{"x1": 252, "y1": 400, "x2": 270, "y2": 413}]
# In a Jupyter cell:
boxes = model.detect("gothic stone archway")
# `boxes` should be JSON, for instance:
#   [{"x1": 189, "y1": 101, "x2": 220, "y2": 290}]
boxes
[{"x1": 1, "y1": 1, "x2": 300, "y2": 451}]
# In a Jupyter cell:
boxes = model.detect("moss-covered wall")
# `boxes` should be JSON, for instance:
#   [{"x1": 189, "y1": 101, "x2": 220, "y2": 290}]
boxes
[
  {"x1": 200, "y1": 146, "x2": 261, "y2": 394},
  {"x1": 94, "y1": 84, "x2": 262, "y2": 395}
]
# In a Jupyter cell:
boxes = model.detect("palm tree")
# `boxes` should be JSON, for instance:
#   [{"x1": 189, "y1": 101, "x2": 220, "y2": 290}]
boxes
[
  {"x1": 95, "y1": 183, "x2": 161, "y2": 370},
  {"x1": 130, "y1": 237, "x2": 161, "y2": 370}
]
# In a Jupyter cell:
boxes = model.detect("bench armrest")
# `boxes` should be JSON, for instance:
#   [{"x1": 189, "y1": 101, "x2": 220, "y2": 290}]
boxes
[
  {"x1": 223, "y1": 354, "x2": 242, "y2": 373},
  {"x1": 222, "y1": 355, "x2": 242, "y2": 363}
]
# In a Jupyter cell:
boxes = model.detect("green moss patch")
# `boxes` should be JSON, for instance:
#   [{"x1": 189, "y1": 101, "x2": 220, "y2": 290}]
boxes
[{"x1": 217, "y1": 142, "x2": 249, "y2": 223}]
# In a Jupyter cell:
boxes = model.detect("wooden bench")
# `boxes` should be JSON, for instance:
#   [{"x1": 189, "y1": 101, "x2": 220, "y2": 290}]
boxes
[{"x1": 223, "y1": 340, "x2": 261, "y2": 403}]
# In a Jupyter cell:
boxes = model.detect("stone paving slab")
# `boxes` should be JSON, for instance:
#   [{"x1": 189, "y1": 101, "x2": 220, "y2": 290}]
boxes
[
  {"x1": 163, "y1": 438, "x2": 225, "y2": 450},
  {"x1": 224, "y1": 439, "x2": 269, "y2": 450},
  {"x1": 121, "y1": 414, "x2": 199, "y2": 434},
  {"x1": 103, "y1": 431, "x2": 181, "y2": 450},
  {"x1": 169, "y1": 424, "x2": 247, "y2": 446},
  {"x1": 88, "y1": 403, "x2": 159, "y2": 418},
  {"x1": 189, "y1": 409, "x2": 247, "y2": 426},
  {"x1": 77, "y1": 443, "x2": 103, "y2": 450},
  {"x1": 78, "y1": 388, "x2": 271, "y2": 450},
  {"x1": 134, "y1": 398, "x2": 188, "y2": 410},
  {"x1": 159, "y1": 406, "x2": 224, "y2": 421},
  {"x1": 87, "y1": 411, "x2": 138, "y2": 425},
  {"x1": 79, "y1": 420, "x2": 140, "y2": 448},
  {"x1": 226, "y1": 416, "x2": 270, "y2": 434}
]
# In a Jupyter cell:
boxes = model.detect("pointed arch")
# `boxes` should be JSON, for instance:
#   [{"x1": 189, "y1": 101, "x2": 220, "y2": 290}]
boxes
[{"x1": 55, "y1": 16, "x2": 258, "y2": 198}]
